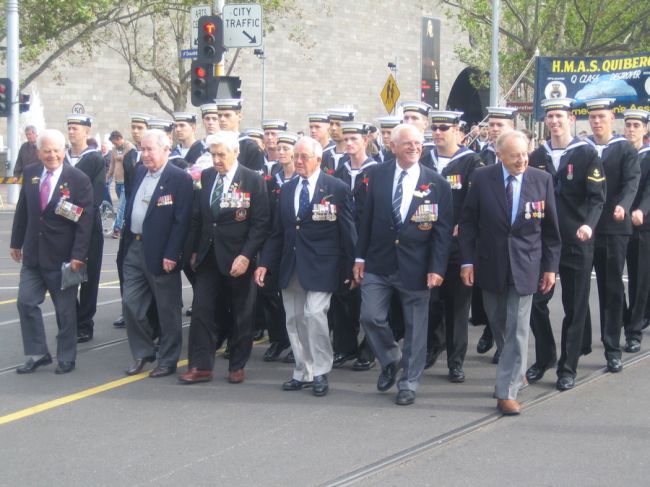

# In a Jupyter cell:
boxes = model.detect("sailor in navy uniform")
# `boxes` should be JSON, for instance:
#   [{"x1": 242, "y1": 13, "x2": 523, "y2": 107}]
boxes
[
  {"x1": 473, "y1": 106, "x2": 518, "y2": 359},
  {"x1": 308, "y1": 113, "x2": 333, "y2": 150},
  {"x1": 527, "y1": 98, "x2": 605, "y2": 390},
  {"x1": 258, "y1": 132, "x2": 300, "y2": 362},
  {"x1": 321, "y1": 107, "x2": 356, "y2": 172},
  {"x1": 215, "y1": 98, "x2": 265, "y2": 172},
  {"x1": 399, "y1": 100, "x2": 435, "y2": 170},
  {"x1": 623, "y1": 109, "x2": 650, "y2": 354},
  {"x1": 65, "y1": 114, "x2": 106, "y2": 344},
  {"x1": 424, "y1": 111, "x2": 483, "y2": 381},
  {"x1": 584, "y1": 98, "x2": 640, "y2": 374},
  {"x1": 377, "y1": 116, "x2": 402, "y2": 164},
  {"x1": 169, "y1": 112, "x2": 206, "y2": 168},
  {"x1": 262, "y1": 119, "x2": 288, "y2": 177},
  {"x1": 329, "y1": 122, "x2": 379, "y2": 371}
]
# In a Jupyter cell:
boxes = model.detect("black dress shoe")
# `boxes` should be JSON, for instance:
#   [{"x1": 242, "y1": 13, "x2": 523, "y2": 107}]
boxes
[
  {"x1": 477, "y1": 328, "x2": 494, "y2": 354},
  {"x1": 424, "y1": 347, "x2": 443, "y2": 370},
  {"x1": 332, "y1": 352, "x2": 356, "y2": 369},
  {"x1": 77, "y1": 331, "x2": 93, "y2": 343},
  {"x1": 448, "y1": 367, "x2": 465, "y2": 383},
  {"x1": 351, "y1": 358, "x2": 376, "y2": 371},
  {"x1": 253, "y1": 329, "x2": 265, "y2": 341},
  {"x1": 396, "y1": 389, "x2": 416, "y2": 406},
  {"x1": 16, "y1": 353, "x2": 53, "y2": 374},
  {"x1": 149, "y1": 365, "x2": 177, "y2": 378},
  {"x1": 642, "y1": 318, "x2": 650, "y2": 330},
  {"x1": 113, "y1": 315, "x2": 126, "y2": 328},
  {"x1": 282, "y1": 378, "x2": 313, "y2": 391},
  {"x1": 525, "y1": 363, "x2": 548, "y2": 383},
  {"x1": 624, "y1": 339, "x2": 641, "y2": 353},
  {"x1": 491, "y1": 350, "x2": 500, "y2": 364},
  {"x1": 606, "y1": 358, "x2": 623, "y2": 373},
  {"x1": 283, "y1": 350, "x2": 295, "y2": 364},
  {"x1": 377, "y1": 361, "x2": 400, "y2": 392},
  {"x1": 125, "y1": 356, "x2": 156, "y2": 376},
  {"x1": 556, "y1": 376, "x2": 575, "y2": 391},
  {"x1": 185, "y1": 306, "x2": 192, "y2": 316},
  {"x1": 263, "y1": 342, "x2": 289, "y2": 362},
  {"x1": 55, "y1": 361, "x2": 75, "y2": 374},
  {"x1": 312, "y1": 375, "x2": 329, "y2": 396}
]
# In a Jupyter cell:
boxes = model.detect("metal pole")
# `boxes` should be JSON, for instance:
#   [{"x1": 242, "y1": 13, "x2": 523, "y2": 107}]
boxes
[
  {"x1": 215, "y1": 0, "x2": 225, "y2": 76},
  {"x1": 261, "y1": 53, "x2": 265, "y2": 123},
  {"x1": 489, "y1": 0, "x2": 500, "y2": 106},
  {"x1": 6, "y1": 0, "x2": 20, "y2": 204}
]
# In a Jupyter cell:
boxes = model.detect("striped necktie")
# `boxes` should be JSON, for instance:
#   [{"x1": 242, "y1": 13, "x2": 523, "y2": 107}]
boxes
[{"x1": 392, "y1": 170, "x2": 407, "y2": 229}]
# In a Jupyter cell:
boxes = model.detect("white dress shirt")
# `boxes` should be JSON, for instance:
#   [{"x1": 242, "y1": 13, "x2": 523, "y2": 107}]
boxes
[
  {"x1": 294, "y1": 169, "x2": 321, "y2": 216},
  {"x1": 393, "y1": 163, "x2": 420, "y2": 222},
  {"x1": 210, "y1": 161, "x2": 239, "y2": 202}
]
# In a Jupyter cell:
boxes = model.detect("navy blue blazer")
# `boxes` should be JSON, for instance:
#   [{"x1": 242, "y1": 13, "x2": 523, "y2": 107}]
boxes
[
  {"x1": 11, "y1": 163, "x2": 94, "y2": 271},
  {"x1": 355, "y1": 161, "x2": 453, "y2": 290},
  {"x1": 260, "y1": 171, "x2": 357, "y2": 293},
  {"x1": 120, "y1": 162, "x2": 193, "y2": 275},
  {"x1": 459, "y1": 163, "x2": 561, "y2": 296}
]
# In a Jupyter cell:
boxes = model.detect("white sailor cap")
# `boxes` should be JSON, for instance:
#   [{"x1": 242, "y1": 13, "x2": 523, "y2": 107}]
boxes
[
  {"x1": 327, "y1": 107, "x2": 357, "y2": 122},
  {"x1": 245, "y1": 128, "x2": 264, "y2": 140},
  {"x1": 200, "y1": 103, "x2": 219, "y2": 116},
  {"x1": 129, "y1": 113, "x2": 151, "y2": 125},
  {"x1": 308, "y1": 113, "x2": 329, "y2": 123},
  {"x1": 583, "y1": 98, "x2": 616, "y2": 111},
  {"x1": 262, "y1": 119, "x2": 288, "y2": 131},
  {"x1": 277, "y1": 132, "x2": 300, "y2": 145},
  {"x1": 400, "y1": 101, "x2": 432, "y2": 117},
  {"x1": 341, "y1": 122, "x2": 371, "y2": 135},
  {"x1": 540, "y1": 98, "x2": 575, "y2": 112},
  {"x1": 376, "y1": 116, "x2": 402, "y2": 129},
  {"x1": 66, "y1": 114, "x2": 92, "y2": 127},
  {"x1": 423, "y1": 129, "x2": 434, "y2": 141},
  {"x1": 147, "y1": 119, "x2": 174, "y2": 132},
  {"x1": 172, "y1": 112, "x2": 197, "y2": 124},
  {"x1": 623, "y1": 109, "x2": 649, "y2": 123},
  {"x1": 486, "y1": 106, "x2": 518, "y2": 119},
  {"x1": 430, "y1": 110, "x2": 463, "y2": 124},
  {"x1": 215, "y1": 98, "x2": 243, "y2": 111}
]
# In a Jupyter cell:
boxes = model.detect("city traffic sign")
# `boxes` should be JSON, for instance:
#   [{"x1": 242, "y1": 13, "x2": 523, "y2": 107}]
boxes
[
  {"x1": 380, "y1": 74, "x2": 400, "y2": 114},
  {"x1": 190, "y1": 5, "x2": 211, "y2": 48},
  {"x1": 223, "y1": 3, "x2": 263, "y2": 48}
]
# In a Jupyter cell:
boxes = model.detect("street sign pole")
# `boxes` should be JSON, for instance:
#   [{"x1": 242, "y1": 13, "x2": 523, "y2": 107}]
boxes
[{"x1": 6, "y1": 0, "x2": 20, "y2": 204}]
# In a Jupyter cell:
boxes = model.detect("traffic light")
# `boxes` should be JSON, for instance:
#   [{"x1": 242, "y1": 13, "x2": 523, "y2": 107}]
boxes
[
  {"x1": 0, "y1": 78, "x2": 11, "y2": 117},
  {"x1": 197, "y1": 15, "x2": 224, "y2": 63},
  {"x1": 190, "y1": 60, "x2": 217, "y2": 106},
  {"x1": 19, "y1": 93, "x2": 30, "y2": 113},
  {"x1": 215, "y1": 76, "x2": 242, "y2": 100}
]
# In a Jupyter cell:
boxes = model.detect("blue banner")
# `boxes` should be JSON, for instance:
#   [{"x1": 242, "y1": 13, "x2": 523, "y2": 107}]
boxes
[{"x1": 534, "y1": 53, "x2": 650, "y2": 120}]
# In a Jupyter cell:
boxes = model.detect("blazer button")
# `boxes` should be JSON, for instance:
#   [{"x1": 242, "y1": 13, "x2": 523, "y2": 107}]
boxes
[
  {"x1": 395, "y1": 239, "x2": 399, "y2": 245},
  {"x1": 296, "y1": 225, "x2": 300, "y2": 230}
]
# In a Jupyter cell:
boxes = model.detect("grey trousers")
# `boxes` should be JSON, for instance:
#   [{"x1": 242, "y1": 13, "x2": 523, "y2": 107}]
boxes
[
  {"x1": 17, "y1": 264, "x2": 79, "y2": 362},
  {"x1": 482, "y1": 286, "x2": 532, "y2": 400},
  {"x1": 360, "y1": 272, "x2": 430, "y2": 392},
  {"x1": 123, "y1": 240, "x2": 183, "y2": 367}
]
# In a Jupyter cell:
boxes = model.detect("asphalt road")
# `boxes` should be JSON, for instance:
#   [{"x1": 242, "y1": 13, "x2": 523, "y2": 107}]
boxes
[{"x1": 0, "y1": 208, "x2": 648, "y2": 487}]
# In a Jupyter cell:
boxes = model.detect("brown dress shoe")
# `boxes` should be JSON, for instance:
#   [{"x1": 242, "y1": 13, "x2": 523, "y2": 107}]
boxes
[
  {"x1": 179, "y1": 367, "x2": 213, "y2": 384},
  {"x1": 497, "y1": 399, "x2": 521, "y2": 416},
  {"x1": 228, "y1": 369, "x2": 245, "y2": 384}
]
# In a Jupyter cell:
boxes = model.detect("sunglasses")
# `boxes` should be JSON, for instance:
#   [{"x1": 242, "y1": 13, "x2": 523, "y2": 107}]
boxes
[{"x1": 431, "y1": 124, "x2": 452, "y2": 132}]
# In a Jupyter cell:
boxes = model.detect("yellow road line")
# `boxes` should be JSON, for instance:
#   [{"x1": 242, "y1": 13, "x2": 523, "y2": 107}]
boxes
[
  {"x1": 0, "y1": 358, "x2": 188, "y2": 426},
  {"x1": 0, "y1": 298, "x2": 17, "y2": 305}
]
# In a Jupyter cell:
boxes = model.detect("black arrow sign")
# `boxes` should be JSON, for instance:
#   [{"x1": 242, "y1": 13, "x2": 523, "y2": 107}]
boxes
[{"x1": 243, "y1": 31, "x2": 257, "y2": 44}]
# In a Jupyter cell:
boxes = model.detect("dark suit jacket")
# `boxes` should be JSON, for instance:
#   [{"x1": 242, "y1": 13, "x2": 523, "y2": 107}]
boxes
[
  {"x1": 632, "y1": 147, "x2": 650, "y2": 232},
  {"x1": 67, "y1": 148, "x2": 106, "y2": 233},
  {"x1": 459, "y1": 163, "x2": 561, "y2": 296},
  {"x1": 192, "y1": 164, "x2": 270, "y2": 275},
  {"x1": 120, "y1": 162, "x2": 193, "y2": 275},
  {"x1": 356, "y1": 161, "x2": 453, "y2": 290},
  {"x1": 11, "y1": 163, "x2": 94, "y2": 271},
  {"x1": 260, "y1": 171, "x2": 357, "y2": 293}
]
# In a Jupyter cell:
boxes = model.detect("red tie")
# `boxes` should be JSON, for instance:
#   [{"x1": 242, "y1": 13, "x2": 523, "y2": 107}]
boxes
[{"x1": 40, "y1": 171, "x2": 53, "y2": 212}]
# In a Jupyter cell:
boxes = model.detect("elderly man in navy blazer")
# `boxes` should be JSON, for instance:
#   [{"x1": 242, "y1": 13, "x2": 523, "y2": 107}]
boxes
[
  {"x1": 353, "y1": 123, "x2": 454, "y2": 406},
  {"x1": 255, "y1": 136, "x2": 356, "y2": 397},
  {"x1": 460, "y1": 130, "x2": 561, "y2": 416},
  {"x1": 11, "y1": 129, "x2": 94, "y2": 374},
  {"x1": 120, "y1": 129, "x2": 193, "y2": 378}
]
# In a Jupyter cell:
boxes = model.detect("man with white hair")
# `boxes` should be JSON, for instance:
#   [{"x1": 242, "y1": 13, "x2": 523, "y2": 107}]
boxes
[
  {"x1": 11, "y1": 129, "x2": 94, "y2": 374},
  {"x1": 120, "y1": 129, "x2": 194, "y2": 378},
  {"x1": 179, "y1": 131, "x2": 269, "y2": 384}
]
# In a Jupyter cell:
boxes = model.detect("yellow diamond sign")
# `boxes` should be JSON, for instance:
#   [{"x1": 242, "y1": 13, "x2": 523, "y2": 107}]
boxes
[{"x1": 380, "y1": 74, "x2": 400, "y2": 114}]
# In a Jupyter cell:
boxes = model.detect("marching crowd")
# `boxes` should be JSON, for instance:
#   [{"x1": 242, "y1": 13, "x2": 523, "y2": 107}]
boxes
[{"x1": 9, "y1": 95, "x2": 650, "y2": 416}]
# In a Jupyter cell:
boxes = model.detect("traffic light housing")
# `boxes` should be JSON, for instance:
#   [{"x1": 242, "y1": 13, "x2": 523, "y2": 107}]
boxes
[
  {"x1": 19, "y1": 93, "x2": 31, "y2": 113},
  {"x1": 190, "y1": 61, "x2": 217, "y2": 107},
  {"x1": 0, "y1": 78, "x2": 11, "y2": 117},
  {"x1": 197, "y1": 16, "x2": 224, "y2": 63},
  {"x1": 215, "y1": 76, "x2": 242, "y2": 100}
]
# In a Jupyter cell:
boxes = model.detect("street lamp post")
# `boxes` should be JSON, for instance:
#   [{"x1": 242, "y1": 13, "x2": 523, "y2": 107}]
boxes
[{"x1": 254, "y1": 48, "x2": 265, "y2": 123}]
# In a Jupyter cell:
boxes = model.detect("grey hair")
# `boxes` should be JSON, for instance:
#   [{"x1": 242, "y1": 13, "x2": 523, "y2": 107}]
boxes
[
  {"x1": 36, "y1": 129, "x2": 66, "y2": 150},
  {"x1": 391, "y1": 123, "x2": 423, "y2": 144},
  {"x1": 24, "y1": 125, "x2": 37, "y2": 134},
  {"x1": 496, "y1": 130, "x2": 529, "y2": 152},
  {"x1": 295, "y1": 136, "x2": 323, "y2": 159},
  {"x1": 206, "y1": 131, "x2": 240, "y2": 152},
  {"x1": 142, "y1": 129, "x2": 171, "y2": 150}
]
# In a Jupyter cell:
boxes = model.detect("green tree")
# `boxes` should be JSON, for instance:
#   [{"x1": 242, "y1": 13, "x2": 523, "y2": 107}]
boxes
[{"x1": 441, "y1": 0, "x2": 650, "y2": 92}]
